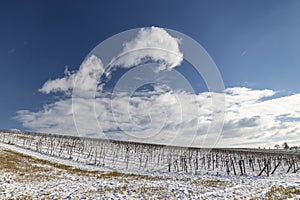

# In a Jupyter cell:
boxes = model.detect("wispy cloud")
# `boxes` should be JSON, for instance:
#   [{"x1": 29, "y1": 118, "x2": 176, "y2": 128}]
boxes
[
  {"x1": 8, "y1": 48, "x2": 15, "y2": 54},
  {"x1": 241, "y1": 50, "x2": 247, "y2": 56}
]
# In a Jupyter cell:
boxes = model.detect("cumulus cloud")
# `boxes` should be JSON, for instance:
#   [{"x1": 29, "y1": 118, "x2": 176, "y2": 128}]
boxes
[
  {"x1": 16, "y1": 100, "x2": 76, "y2": 134},
  {"x1": 16, "y1": 80, "x2": 300, "y2": 147},
  {"x1": 38, "y1": 67, "x2": 74, "y2": 95},
  {"x1": 39, "y1": 55, "x2": 103, "y2": 95},
  {"x1": 14, "y1": 27, "x2": 300, "y2": 148},
  {"x1": 108, "y1": 27, "x2": 183, "y2": 73},
  {"x1": 219, "y1": 90, "x2": 300, "y2": 147}
]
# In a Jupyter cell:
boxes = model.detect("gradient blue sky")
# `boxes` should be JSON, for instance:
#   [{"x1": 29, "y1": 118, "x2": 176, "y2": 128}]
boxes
[{"x1": 1, "y1": 0, "x2": 300, "y2": 131}]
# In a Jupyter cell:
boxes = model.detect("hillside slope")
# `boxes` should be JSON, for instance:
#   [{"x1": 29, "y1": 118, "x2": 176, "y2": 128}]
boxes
[{"x1": 1, "y1": 142, "x2": 300, "y2": 199}]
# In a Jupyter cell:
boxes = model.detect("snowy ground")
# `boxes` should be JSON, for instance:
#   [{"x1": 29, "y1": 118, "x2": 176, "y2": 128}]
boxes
[{"x1": 0, "y1": 142, "x2": 300, "y2": 199}]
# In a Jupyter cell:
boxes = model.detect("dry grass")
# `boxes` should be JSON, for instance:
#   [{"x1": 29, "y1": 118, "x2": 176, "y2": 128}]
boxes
[
  {"x1": 100, "y1": 184, "x2": 170, "y2": 198},
  {"x1": 0, "y1": 148, "x2": 101, "y2": 183},
  {"x1": 200, "y1": 179, "x2": 232, "y2": 187},
  {"x1": 265, "y1": 185, "x2": 300, "y2": 199},
  {"x1": 97, "y1": 171, "x2": 170, "y2": 181},
  {"x1": 0, "y1": 149, "x2": 54, "y2": 182},
  {"x1": 190, "y1": 179, "x2": 232, "y2": 188},
  {"x1": 0, "y1": 148, "x2": 166, "y2": 183}
]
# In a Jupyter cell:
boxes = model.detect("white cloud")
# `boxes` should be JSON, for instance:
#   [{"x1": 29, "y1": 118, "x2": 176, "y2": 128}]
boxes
[
  {"x1": 14, "y1": 27, "x2": 300, "y2": 148},
  {"x1": 15, "y1": 100, "x2": 76, "y2": 135},
  {"x1": 108, "y1": 27, "x2": 183, "y2": 73},
  {"x1": 38, "y1": 68, "x2": 74, "y2": 94},
  {"x1": 39, "y1": 55, "x2": 103, "y2": 96},
  {"x1": 16, "y1": 80, "x2": 300, "y2": 148}
]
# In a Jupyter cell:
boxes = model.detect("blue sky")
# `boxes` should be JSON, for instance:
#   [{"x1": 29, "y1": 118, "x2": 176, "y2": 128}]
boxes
[{"x1": 1, "y1": 1, "x2": 300, "y2": 147}]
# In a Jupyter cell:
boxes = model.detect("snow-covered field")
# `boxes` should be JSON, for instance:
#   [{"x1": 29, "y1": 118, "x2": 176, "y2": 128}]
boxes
[{"x1": 1, "y1": 142, "x2": 300, "y2": 199}]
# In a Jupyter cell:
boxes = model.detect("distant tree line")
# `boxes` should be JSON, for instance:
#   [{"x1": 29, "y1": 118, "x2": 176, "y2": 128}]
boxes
[{"x1": 274, "y1": 142, "x2": 299, "y2": 151}]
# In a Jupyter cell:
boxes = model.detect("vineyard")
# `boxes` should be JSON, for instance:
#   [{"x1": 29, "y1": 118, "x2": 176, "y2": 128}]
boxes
[{"x1": 0, "y1": 130, "x2": 299, "y2": 177}]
